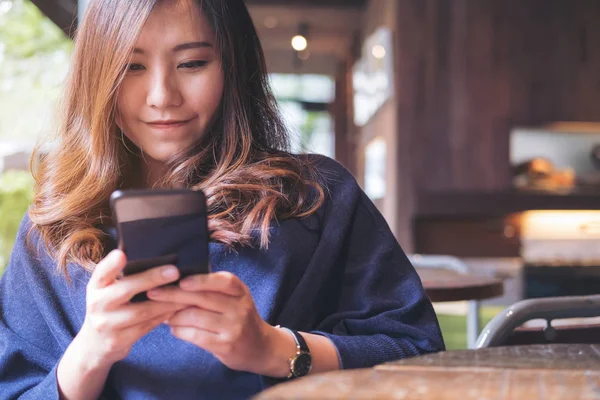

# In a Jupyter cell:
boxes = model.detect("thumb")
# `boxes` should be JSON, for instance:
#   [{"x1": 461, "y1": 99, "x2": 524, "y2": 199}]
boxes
[{"x1": 91, "y1": 249, "x2": 127, "y2": 289}]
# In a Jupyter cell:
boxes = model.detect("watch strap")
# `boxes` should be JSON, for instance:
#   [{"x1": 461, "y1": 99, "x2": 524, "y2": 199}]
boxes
[{"x1": 287, "y1": 329, "x2": 309, "y2": 353}]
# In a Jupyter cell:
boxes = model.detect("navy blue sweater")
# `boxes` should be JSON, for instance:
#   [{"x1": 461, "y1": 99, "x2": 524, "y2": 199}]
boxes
[{"x1": 0, "y1": 156, "x2": 444, "y2": 399}]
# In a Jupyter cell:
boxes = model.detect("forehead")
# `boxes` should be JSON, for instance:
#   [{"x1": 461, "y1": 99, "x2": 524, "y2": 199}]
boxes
[{"x1": 137, "y1": 0, "x2": 214, "y2": 47}]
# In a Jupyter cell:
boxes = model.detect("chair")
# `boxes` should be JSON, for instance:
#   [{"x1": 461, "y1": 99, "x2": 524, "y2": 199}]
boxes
[
  {"x1": 408, "y1": 254, "x2": 482, "y2": 349},
  {"x1": 475, "y1": 294, "x2": 600, "y2": 348}
]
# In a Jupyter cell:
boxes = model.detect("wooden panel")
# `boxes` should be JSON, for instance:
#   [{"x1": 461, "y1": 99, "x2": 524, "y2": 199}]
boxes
[
  {"x1": 416, "y1": 190, "x2": 600, "y2": 216},
  {"x1": 394, "y1": 0, "x2": 600, "y2": 250},
  {"x1": 333, "y1": 60, "x2": 356, "y2": 173},
  {"x1": 414, "y1": 216, "x2": 521, "y2": 257},
  {"x1": 418, "y1": 0, "x2": 514, "y2": 191},
  {"x1": 392, "y1": 0, "x2": 427, "y2": 252},
  {"x1": 395, "y1": 0, "x2": 600, "y2": 193}
]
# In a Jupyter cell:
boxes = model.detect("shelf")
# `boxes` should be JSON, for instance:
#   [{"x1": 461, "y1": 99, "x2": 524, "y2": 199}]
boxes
[{"x1": 417, "y1": 189, "x2": 600, "y2": 217}]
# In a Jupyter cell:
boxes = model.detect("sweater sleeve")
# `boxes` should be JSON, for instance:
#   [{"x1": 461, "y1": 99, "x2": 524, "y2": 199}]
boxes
[
  {"x1": 311, "y1": 192, "x2": 446, "y2": 368},
  {"x1": 282, "y1": 156, "x2": 445, "y2": 369},
  {"x1": 0, "y1": 216, "x2": 62, "y2": 399}
]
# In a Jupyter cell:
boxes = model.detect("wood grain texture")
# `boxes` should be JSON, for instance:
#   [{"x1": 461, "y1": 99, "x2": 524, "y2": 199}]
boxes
[
  {"x1": 395, "y1": 0, "x2": 600, "y2": 193},
  {"x1": 394, "y1": 0, "x2": 600, "y2": 251},
  {"x1": 414, "y1": 215, "x2": 521, "y2": 257},
  {"x1": 254, "y1": 367, "x2": 600, "y2": 400},
  {"x1": 378, "y1": 344, "x2": 600, "y2": 372}
]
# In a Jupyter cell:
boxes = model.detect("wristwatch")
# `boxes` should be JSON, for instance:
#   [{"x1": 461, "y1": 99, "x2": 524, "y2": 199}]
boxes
[{"x1": 281, "y1": 328, "x2": 312, "y2": 378}]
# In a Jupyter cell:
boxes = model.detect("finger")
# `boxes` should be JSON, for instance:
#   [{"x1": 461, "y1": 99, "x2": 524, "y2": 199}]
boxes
[
  {"x1": 147, "y1": 286, "x2": 238, "y2": 313},
  {"x1": 179, "y1": 271, "x2": 246, "y2": 297},
  {"x1": 170, "y1": 326, "x2": 221, "y2": 350},
  {"x1": 167, "y1": 307, "x2": 224, "y2": 333},
  {"x1": 94, "y1": 301, "x2": 187, "y2": 330},
  {"x1": 122, "y1": 301, "x2": 188, "y2": 328},
  {"x1": 91, "y1": 250, "x2": 127, "y2": 289},
  {"x1": 125, "y1": 310, "x2": 177, "y2": 343},
  {"x1": 101, "y1": 265, "x2": 180, "y2": 307}
]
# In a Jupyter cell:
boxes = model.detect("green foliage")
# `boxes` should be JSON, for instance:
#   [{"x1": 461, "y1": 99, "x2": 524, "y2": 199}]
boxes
[
  {"x1": 0, "y1": 170, "x2": 34, "y2": 275},
  {"x1": 0, "y1": 0, "x2": 72, "y2": 59},
  {"x1": 0, "y1": 0, "x2": 72, "y2": 140},
  {"x1": 299, "y1": 111, "x2": 319, "y2": 152},
  {"x1": 0, "y1": 0, "x2": 69, "y2": 274},
  {"x1": 437, "y1": 306, "x2": 504, "y2": 350}
]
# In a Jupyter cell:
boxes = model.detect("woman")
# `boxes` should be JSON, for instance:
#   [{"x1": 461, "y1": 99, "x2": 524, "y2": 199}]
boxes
[{"x1": 0, "y1": 0, "x2": 444, "y2": 399}]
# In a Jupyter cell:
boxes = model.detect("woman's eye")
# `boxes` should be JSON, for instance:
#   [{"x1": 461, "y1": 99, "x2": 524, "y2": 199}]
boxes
[
  {"x1": 127, "y1": 63, "x2": 145, "y2": 72},
  {"x1": 178, "y1": 60, "x2": 208, "y2": 69}
]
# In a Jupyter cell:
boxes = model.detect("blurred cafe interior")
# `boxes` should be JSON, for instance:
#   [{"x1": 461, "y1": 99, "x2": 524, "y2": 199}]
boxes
[{"x1": 18, "y1": 0, "x2": 600, "y2": 362}]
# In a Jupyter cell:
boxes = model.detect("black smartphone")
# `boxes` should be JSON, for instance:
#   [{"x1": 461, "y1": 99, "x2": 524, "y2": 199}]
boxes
[{"x1": 110, "y1": 188, "x2": 210, "y2": 301}]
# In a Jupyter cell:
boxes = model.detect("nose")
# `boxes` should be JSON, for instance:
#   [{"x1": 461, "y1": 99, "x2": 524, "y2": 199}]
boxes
[{"x1": 146, "y1": 68, "x2": 183, "y2": 109}]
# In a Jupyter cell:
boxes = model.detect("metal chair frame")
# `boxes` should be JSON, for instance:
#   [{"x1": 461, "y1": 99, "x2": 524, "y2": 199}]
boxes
[{"x1": 476, "y1": 294, "x2": 600, "y2": 348}]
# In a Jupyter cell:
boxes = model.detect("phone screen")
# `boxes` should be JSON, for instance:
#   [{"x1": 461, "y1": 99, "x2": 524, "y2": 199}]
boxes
[
  {"x1": 110, "y1": 189, "x2": 210, "y2": 302},
  {"x1": 119, "y1": 212, "x2": 209, "y2": 278}
]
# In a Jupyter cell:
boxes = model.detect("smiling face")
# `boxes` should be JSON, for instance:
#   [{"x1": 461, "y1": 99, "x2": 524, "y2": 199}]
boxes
[{"x1": 116, "y1": 0, "x2": 224, "y2": 170}]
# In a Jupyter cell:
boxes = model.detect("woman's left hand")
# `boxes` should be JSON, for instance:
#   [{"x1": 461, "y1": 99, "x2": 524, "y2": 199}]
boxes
[{"x1": 146, "y1": 271, "x2": 292, "y2": 376}]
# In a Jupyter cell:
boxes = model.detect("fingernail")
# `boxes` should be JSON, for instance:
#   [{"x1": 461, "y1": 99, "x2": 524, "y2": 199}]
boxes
[{"x1": 162, "y1": 266, "x2": 178, "y2": 279}]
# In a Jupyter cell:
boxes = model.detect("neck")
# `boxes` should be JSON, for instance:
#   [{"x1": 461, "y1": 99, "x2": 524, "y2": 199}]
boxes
[{"x1": 139, "y1": 155, "x2": 168, "y2": 188}]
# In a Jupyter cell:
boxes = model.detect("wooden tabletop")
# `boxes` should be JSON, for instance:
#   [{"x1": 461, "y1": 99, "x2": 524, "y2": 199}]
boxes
[
  {"x1": 254, "y1": 368, "x2": 599, "y2": 400},
  {"x1": 377, "y1": 343, "x2": 600, "y2": 372},
  {"x1": 254, "y1": 344, "x2": 600, "y2": 400},
  {"x1": 416, "y1": 268, "x2": 504, "y2": 302}
]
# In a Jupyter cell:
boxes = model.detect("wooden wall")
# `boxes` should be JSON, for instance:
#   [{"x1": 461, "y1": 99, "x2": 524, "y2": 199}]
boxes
[
  {"x1": 392, "y1": 0, "x2": 600, "y2": 250},
  {"x1": 396, "y1": 0, "x2": 600, "y2": 191}
]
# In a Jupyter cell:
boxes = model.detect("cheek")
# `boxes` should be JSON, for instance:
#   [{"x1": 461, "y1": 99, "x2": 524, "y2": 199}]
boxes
[
  {"x1": 116, "y1": 82, "x2": 141, "y2": 126},
  {"x1": 115, "y1": 88, "x2": 141, "y2": 146},
  {"x1": 187, "y1": 73, "x2": 224, "y2": 119}
]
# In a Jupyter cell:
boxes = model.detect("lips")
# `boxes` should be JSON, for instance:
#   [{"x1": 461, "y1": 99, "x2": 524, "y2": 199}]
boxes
[{"x1": 145, "y1": 119, "x2": 192, "y2": 129}]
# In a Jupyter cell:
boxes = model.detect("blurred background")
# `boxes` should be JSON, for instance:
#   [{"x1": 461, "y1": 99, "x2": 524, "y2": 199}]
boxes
[{"x1": 3, "y1": 0, "x2": 600, "y2": 349}]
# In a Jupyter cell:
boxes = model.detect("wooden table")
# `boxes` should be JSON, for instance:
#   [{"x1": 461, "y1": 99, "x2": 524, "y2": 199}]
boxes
[
  {"x1": 416, "y1": 268, "x2": 504, "y2": 348},
  {"x1": 416, "y1": 268, "x2": 504, "y2": 303},
  {"x1": 377, "y1": 343, "x2": 600, "y2": 371},
  {"x1": 254, "y1": 344, "x2": 600, "y2": 400}
]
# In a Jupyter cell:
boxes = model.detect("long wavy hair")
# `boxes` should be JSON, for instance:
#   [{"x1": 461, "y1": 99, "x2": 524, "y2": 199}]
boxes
[{"x1": 29, "y1": 0, "x2": 325, "y2": 273}]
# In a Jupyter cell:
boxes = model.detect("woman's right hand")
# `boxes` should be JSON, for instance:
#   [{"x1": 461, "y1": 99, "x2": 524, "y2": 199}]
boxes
[
  {"x1": 57, "y1": 249, "x2": 186, "y2": 399},
  {"x1": 77, "y1": 249, "x2": 186, "y2": 367}
]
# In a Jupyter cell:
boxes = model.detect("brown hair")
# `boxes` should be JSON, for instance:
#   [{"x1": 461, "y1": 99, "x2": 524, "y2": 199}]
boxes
[{"x1": 29, "y1": 0, "x2": 324, "y2": 273}]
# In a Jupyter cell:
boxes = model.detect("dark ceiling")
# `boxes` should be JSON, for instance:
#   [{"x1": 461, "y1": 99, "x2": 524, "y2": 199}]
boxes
[
  {"x1": 31, "y1": 0, "x2": 366, "y2": 75},
  {"x1": 32, "y1": 0, "x2": 368, "y2": 37},
  {"x1": 244, "y1": 0, "x2": 367, "y2": 7},
  {"x1": 31, "y1": 0, "x2": 77, "y2": 37}
]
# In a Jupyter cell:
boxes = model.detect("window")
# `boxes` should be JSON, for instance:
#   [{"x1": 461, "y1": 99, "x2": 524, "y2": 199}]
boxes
[{"x1": 269, "y1": 73, "x2": 335, "y2": 158}]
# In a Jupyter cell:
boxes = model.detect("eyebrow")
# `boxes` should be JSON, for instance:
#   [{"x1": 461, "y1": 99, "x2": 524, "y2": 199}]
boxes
[{"x1": 133, "y1": 41, "x2": 213, "y2": 54}]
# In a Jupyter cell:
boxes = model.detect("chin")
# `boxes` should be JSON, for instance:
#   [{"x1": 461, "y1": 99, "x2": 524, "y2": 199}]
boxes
[{"x1": 141, "y1": 146, "x2": 184, "y2": 163}]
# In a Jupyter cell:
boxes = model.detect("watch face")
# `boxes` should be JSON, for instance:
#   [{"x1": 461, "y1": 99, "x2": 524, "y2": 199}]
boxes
[{"x1": 292, "y1": 353, "x2": 312, "y2": 377}]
